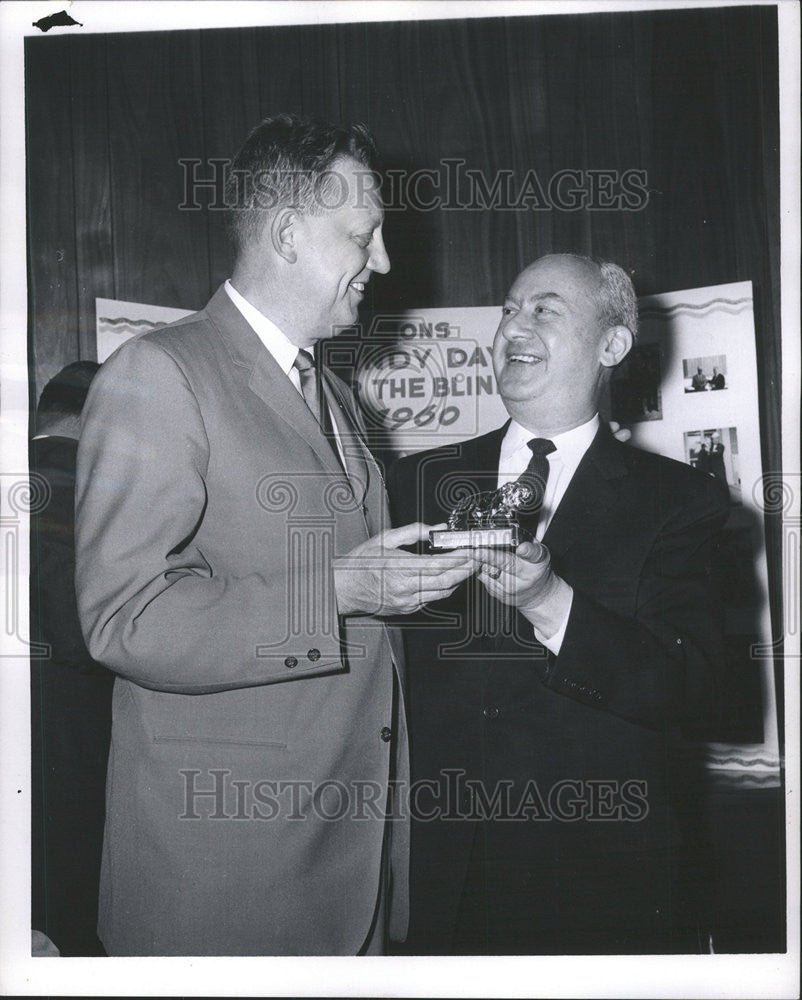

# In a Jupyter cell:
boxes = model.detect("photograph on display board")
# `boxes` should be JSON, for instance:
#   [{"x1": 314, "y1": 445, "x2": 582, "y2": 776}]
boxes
[
  {"x1": 683, "y1": 354, "x2": 728, "y2": 393},
  {"x1": 609, "y1": 343, "x2": 663, "y2": 423},
  {"x1": 683, "y1": 427, "x2": 741, "y2": 502}
]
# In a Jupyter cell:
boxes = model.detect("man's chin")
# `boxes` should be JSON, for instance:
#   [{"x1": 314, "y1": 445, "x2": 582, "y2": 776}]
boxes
[
  {"x1": 497, "y1": 370, "x2": 545, "y2": 398},
  {"x1": 339, "y1": 303, "x2": 361, "y2": 329},
  {"x1": 319, "y1": 314, "x2": 359, "y2": 339}
]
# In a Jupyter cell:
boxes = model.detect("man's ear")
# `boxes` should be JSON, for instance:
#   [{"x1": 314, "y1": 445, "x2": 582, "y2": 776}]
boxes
[
  {"x1": 599, "y1": 325, "x2": 633, "y2": 368},
  {"x1": 270, "y1": 207, "x2": 298, "y2": 263}
]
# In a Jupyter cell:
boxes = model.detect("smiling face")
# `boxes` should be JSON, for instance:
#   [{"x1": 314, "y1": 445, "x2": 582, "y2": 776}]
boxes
[
  {"x1": 492, "y1": 255, "x2": 625, "y2": 434},
  {"x1": 290, "y1": 156, "x2": 389, "y2": 344}
]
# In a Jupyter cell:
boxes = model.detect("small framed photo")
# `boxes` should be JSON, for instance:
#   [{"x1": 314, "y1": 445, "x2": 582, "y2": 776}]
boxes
[
  {"x1": 683, "y1": 354, "x2": 728, "y2": 393},
  {"x1": 683, "y1": 426, "x2": 741, "y2": 503}
]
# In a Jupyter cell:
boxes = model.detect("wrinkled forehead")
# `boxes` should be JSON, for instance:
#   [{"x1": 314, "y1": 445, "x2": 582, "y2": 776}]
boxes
[{"x1": 508, "y1": 255, "x2": 602, "y2": 310}]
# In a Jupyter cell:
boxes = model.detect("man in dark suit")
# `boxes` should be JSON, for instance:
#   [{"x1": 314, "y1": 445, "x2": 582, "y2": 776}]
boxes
[
  {"x1": 693, "y1": 438, "x2": 711, "y2": 473},
  {"x1": 29, "y1": 361, "x2": 113, "y2": 957},
  {"x1": 74, "y1": 115, "x2": 475, "y2": 956},
  {"x1": 709, "y1": 432, "x2": 728, "y2": 485},
  {"x1": 709, "y1": 367, "x2": 726, "y2": 390},
  {"x1": 388, "y1": 253, "x2": 729, "y2": 955}
]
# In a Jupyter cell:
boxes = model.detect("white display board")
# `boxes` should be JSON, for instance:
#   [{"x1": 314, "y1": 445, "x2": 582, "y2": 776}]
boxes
[
  {"x1": 618, "y1": 281, "x2": 780, "y2": 784},
  {"x1": 95, "y1": 297, "x2": 193, "y2": 362}
]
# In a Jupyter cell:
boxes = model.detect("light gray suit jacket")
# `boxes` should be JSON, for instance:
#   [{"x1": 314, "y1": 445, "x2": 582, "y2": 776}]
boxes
[{"x1": 75, "y1": 286, "x2": 408, "y2": 955}]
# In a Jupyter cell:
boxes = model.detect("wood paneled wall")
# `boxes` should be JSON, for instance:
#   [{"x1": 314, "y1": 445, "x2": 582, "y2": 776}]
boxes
[{"x1": 25, "y1": 5, "x2": 782, "y2": 636}]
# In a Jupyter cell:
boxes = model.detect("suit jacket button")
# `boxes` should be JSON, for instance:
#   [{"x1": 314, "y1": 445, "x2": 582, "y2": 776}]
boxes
[
  {"x1": 284, "y1": 656, "x2": 298, "y2": 669},
  {"x1": 307, "y1": 648, "x2": 321, "y2": 662},
  {"x1": 483, "y1": 706, "x2": 500, "y2": 719},
  {"x1": 380, "y1": 726, "x2": 392, "y2": 742}
]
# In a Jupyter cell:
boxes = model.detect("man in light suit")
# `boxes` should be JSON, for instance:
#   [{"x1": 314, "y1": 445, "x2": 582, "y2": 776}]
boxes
[
  {"x1": 691, "y1": 366, "x2": 708, "y2": 391},
  {"x1": 388, "y1": 254, "x2": 729, "y2": 954},
  {"x1": 75, "y1": 114, "x2": 475, "y2": 956}
]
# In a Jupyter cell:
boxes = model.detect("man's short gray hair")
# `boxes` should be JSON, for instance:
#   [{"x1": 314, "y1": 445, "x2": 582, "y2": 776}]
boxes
[
  {"x1": 596, "y1": 259, "x2": 639, "y2": 340},
  {"x1": 554, "y1": 253, "x2": 638, "y2": 340}
]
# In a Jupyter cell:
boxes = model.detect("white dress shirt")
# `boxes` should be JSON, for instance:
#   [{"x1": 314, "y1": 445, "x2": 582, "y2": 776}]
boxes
[
  {"x1": 224, "y1": 280, "x2": 346, "y2": 466},
  {"x1": 497, "y1": 413, "x2": 600, "y2": 654}
]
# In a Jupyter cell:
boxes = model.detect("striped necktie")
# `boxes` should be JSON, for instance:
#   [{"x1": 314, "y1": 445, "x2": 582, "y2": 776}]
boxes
[
  {"x1": 293, "y1": 348, "x2": 342, "y2": 445},
  {"x1": 293, "y1": 348, "x2": 325, "y2": 428},
  {"x1": 293, "y1": 349, "x2": 371, "y2": 511}
]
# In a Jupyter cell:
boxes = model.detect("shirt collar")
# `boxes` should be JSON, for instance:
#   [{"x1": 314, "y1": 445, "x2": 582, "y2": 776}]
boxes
[
  {"x1": 224, "y1": 279, "x2": 300, "y2": 376},
  {"x1": 504, "y1": 412, "x2": 600, "y2": 468}
]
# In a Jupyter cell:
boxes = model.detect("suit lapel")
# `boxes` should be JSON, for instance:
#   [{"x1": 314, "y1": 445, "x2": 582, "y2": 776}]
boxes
[
  {"x1": 321, "y1": 375, "x2": 370, "y2": 501},
  {"x1": 543, "y1": 425, "x2": 629, "y2": 561},
  {"x1": 320, "y1": 363, "x2": 406, "y2": 680},
  {"x1": 248, "y1": 350, "x2": 348, "y2": 480},
  {"x1": 438, "y1": 425, "x2": 512, "y2": 657},
  {"x1": 429, "y1": 422, "x2": 628, "y2": 560},
  {"x1": 449, "y1": 423, "x2": 509, "y2": 500},
  {"x1": 205, "y1": 286, "x2": 347, "y2": 481}
]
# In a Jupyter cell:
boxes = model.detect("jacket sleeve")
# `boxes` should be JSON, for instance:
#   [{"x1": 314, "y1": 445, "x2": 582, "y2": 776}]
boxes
[
  {"x1": 543, "y1": 478, "x2": 730, "y2": 732},
  {"x1": 30, "y1": 452, "x2": 108, "y2": 674},
  {"x1": 74, "y1": 338, "x2": 344, "y2": 694}
]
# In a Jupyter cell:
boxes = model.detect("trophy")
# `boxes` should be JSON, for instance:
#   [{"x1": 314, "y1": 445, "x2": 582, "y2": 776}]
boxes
[{"x1": 429, "y1": 480, "x2": 538, "y2": 551}]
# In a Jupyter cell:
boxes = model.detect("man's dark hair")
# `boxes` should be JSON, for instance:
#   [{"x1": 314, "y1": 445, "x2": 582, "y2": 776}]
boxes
[
  {"x1": 225, "y1": 113, "x2": 379, "y2": 253},
  {"x1": 37, "y1": 361, "x2": 100, "y2": 424}
]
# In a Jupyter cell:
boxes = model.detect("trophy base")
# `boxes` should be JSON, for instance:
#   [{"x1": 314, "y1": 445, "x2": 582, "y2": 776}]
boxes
[{"x1": 429, "y1": 525, "x2": 520, "y2": 551}]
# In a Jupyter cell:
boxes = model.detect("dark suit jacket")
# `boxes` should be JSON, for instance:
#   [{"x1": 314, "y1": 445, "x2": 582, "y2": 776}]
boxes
[
  {"x1": 30, "y1": 436, "x2": 114, "y2": 956},
  {"x1": 710, "y1": 443, "x2": 727, "y2": 483},
  {"x1": 387, "y1": 422, "x2": 729, "y2": 951},
  {"x1": 75, "y1": 286, "x2": 408, "y2": 955}
]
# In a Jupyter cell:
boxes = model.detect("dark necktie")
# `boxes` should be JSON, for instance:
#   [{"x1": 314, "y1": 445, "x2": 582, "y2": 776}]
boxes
[{"x1": 515, "y1": 437, "x2": 556, "y2": 538}]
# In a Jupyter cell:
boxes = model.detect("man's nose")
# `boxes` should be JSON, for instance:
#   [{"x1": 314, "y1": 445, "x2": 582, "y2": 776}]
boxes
[
  {"x1": 502, "y1": 318, "x2": 530, "y2": 340},
  {"x1": 368, "y1": 232, "x2": 391, "y2": 274}
]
